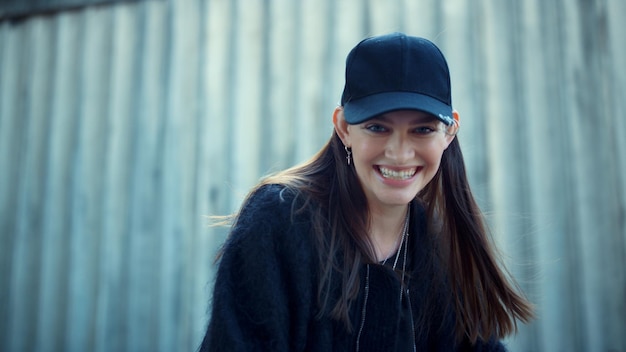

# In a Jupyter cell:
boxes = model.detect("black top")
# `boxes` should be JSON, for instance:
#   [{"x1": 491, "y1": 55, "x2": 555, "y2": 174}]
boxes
[{"x1": 199, "y1": 184, "x2": 506, "y2": 351}]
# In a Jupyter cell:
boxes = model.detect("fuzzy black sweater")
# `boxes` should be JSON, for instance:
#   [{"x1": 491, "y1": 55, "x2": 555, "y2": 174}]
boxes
[{"x1": 200, "y1": 184, "x2": 506, "y2": 351}]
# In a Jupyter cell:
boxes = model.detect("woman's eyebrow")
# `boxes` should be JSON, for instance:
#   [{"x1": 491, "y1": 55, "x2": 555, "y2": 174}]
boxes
[{"x1": 368, "y1": 116, "x2": 389, "y2": 123}]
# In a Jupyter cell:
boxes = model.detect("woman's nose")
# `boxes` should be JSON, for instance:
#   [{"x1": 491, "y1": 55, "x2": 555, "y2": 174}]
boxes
[{"x1": 385, "y1": 133, "x2": 414, "y2": 163}]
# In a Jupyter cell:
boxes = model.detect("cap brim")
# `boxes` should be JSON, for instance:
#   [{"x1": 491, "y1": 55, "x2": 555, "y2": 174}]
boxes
[{"x1": 343, "y1": 91, "x2": 454, "y2": 125}]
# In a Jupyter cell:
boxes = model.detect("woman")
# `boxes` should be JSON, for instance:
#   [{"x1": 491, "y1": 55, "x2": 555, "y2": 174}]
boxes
[{"x1": 200, "y1": 32, "x2": 534, "y2": 351}]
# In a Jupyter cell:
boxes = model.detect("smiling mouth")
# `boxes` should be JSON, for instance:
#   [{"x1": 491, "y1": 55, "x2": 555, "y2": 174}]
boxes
[{"x1": 378, "y1": 166, "x2": 417, "y2": 180}]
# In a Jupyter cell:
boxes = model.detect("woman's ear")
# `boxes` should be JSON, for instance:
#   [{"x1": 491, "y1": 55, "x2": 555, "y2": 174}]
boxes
[
  {"x1": 452, "y1": 110, "x2": 460, "y2": 125},
  {"x1": 333, "y1": 107, "x2": 351, "y2": 147},
  {"x1": 444, "y1": 109, "x2": 461, "y2": 146}
]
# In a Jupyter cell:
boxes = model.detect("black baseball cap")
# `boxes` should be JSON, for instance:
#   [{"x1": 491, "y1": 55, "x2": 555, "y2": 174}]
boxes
[{"x1": 340, "y1": 33, "x2": 455, "y2": 126}]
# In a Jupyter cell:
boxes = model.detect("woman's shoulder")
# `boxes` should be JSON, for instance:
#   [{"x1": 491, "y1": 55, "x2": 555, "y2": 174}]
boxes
[
  {"x1": 238, "y1": 183, "x2": 300, "y2": 221},
  {"x1": 253, "y1": 183, "x2": 299, "y2": 203},
  {"x1": 222, "y1": 183, "x2": 317, "y2": 270},
  {"x1": 232, "y1": 183, "x2": 313, "y2": 242}
]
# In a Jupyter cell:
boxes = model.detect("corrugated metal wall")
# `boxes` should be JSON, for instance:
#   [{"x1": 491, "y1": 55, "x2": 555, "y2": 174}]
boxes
[{"x1": 1, "y1": 0, "x2": 624, "y2": 351}]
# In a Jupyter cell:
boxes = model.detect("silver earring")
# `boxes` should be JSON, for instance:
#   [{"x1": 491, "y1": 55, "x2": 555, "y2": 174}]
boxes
[{"x1": 344, "y1": 146, "x2": 352, "y2": 165}]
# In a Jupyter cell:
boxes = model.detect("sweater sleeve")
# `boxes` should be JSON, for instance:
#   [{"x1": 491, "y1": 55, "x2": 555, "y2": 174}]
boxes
[
  {"x1": 469, "y1": 338, "x2": 508, "y2": 352},
  {"x1": 457, "y1": 336, "x2": 507, "y2": 351},
  {"x1": 199, "y1": 185, "x2": 315, "y2": 352}
]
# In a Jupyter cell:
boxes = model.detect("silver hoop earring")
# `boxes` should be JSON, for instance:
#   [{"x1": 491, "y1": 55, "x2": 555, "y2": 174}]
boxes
[{"x1": 344, "y1": 146, "x2": 352, "y2": 166}]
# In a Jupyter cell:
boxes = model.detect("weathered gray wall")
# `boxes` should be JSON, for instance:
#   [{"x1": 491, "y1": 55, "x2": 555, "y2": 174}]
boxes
[{"x1": 0, "y1": 0, "x2": 624, "y2": 351}]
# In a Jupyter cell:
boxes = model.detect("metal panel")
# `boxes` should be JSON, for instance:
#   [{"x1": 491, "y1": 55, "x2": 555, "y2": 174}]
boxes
[{"x1": 0, "y1": 0, "x2": 143, "y2": 20}]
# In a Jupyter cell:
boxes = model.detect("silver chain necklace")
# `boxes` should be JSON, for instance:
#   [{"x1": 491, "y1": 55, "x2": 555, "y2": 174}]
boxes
[
  {"x1": 381, "y1": 204, "x2": 410, "y2": 270},
  {"x1": 356, "y1": 204, "x2": 413, "y2": 352}
]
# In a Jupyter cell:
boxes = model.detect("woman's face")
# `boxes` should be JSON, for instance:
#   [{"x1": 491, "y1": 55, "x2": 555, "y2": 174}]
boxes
[{"x1": 335, "y1": 109, "x2": 456, "y2": 212}]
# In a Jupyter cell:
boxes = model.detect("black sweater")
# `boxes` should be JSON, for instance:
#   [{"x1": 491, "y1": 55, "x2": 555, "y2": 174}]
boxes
[{"x1": 200, "y1": 184, "x2": 506, "y2": 351}]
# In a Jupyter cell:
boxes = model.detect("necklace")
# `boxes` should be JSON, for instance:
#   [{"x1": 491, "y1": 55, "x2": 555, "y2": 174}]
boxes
[
  {"x1": 381, "y1": 204, "x2": 410, "y2": 270},
  {"x1": 356, "y1": 205, "x2": 413, "y2": 352}
]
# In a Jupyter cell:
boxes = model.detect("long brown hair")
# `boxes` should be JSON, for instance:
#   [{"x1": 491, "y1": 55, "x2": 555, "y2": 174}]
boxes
[
  {"x1": 419, "y1": 137, "x2": 534, "y2": 342},
  {"x1": 225, "y1": 129, "x2": 533, "y2": 343},
  {"x1": 255, "y1": 131, "x2": 371, "y2": 329}
]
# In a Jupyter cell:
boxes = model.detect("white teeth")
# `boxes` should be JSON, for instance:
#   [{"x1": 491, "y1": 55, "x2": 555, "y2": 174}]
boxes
[{"x1": 379, "y1": 166, "x2": 416, "y2": 180}]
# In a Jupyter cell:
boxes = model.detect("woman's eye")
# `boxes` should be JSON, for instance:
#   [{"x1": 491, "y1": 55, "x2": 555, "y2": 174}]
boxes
[
  {"x1": 414, "y1": 126, "x2": 437, "y2": 134},
  {"x1": 365, "y1": 124, "x2": 387, "y2": 133}
]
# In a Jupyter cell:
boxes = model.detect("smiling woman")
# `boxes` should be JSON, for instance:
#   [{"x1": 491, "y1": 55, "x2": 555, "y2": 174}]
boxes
[
  {"x1": 334, "y1": 110, "x2": 457, "y2": 214},
  {"x1": 199, "y1": 32, "x2": 534, "y2": 352}
]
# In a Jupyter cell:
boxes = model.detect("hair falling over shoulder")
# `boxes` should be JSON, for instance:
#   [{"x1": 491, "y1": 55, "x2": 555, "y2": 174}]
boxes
[
  {"x1": 221, "y1": 130, "x2": 534, "y2": 342},
  {"x1": 259, "y1": 131, "x2": 372, "y2": 331},
  {"x1": 418, "y1": 137, "x2": 535, "y2": 343}
]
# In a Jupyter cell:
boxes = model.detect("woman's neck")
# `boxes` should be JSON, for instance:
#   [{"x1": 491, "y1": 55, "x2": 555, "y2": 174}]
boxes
[{"x1": 367, "y1": 203, "x2": 410, "y2": 261}]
